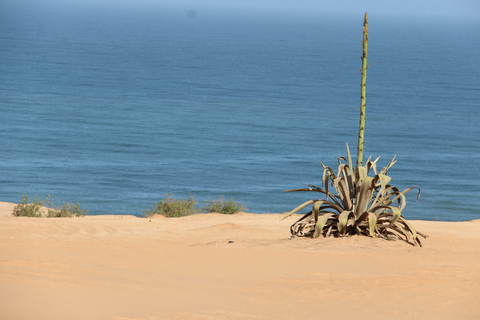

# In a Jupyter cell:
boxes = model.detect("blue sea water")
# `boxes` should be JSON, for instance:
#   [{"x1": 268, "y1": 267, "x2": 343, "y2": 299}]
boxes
[{"x1": 1, "y1": 2, "x2": 479, "y2": 221}]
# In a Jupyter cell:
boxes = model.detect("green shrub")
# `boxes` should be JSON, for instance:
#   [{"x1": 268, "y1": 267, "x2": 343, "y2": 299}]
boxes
[
  {"x1": 47, "y1": 202, "x2": 88, "y2": 217},
  {"x1": 12, "y1": 194, "x2": 44, "y2": 217},
  {"x1": 12, "y1": 194, "x2": 88, "y2": 218},
  {"x1": 144, "y1": 194, "x2": 246, "y2": 217},
  {"x1": 202, "y1": 196, "x2": 246, "y2": 214},
  {"x1": 143, "y1": 193, "x2": 200, "y2": 217}
]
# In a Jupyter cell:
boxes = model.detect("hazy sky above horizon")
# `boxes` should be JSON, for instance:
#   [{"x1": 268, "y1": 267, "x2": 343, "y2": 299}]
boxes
[
  {"x1": 7, "y1": 0, "x2": 480, "y2": 20},
  {"x1": 166, "y1": 0, "x2": 480, "y2": 17}
]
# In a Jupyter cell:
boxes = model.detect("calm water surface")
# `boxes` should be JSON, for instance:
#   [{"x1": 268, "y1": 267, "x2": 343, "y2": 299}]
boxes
[{"x1": 1, "y1": 2, "x2": 479, "y2": 221}]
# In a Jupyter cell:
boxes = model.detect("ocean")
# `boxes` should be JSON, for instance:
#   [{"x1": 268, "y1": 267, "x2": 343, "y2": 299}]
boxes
[{"x1": 1, "y1": 1, "x2": 479, "y2": 221}]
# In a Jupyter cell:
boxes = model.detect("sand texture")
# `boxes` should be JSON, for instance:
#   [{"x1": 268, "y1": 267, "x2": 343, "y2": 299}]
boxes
[{"x1": 1, "y1": 201, "x2": 479, "y2": 320}]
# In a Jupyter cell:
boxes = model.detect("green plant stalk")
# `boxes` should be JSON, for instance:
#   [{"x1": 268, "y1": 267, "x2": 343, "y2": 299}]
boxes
[{"x1": 357, "y1": 12, "x2": 368, "y2": 170}]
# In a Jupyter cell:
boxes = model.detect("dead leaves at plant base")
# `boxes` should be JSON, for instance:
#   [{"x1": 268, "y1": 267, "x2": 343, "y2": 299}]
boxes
[{"x1": 288, "y1": 210, "x2": 427, "y2": 247}]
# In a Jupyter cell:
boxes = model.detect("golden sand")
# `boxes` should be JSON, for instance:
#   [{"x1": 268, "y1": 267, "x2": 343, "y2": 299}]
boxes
[{"x1": 1, "y1": 201, "x2": 479, "y2": 319}]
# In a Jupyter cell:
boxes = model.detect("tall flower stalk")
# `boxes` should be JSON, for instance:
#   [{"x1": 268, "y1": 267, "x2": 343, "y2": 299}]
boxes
[{"x1": 357, "y1": 12, "x2": 368, "y2": 169}]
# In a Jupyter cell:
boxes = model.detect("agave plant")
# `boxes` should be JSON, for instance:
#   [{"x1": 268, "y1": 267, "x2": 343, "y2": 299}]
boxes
[
  {"x1": 282, "y1": 13, "x2": 426, "y2": 246},
  {"x1": 283, "y1": 144, "x2": 427, "y2": 246}
]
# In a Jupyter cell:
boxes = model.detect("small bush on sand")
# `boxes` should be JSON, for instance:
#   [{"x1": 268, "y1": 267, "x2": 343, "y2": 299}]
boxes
[
  {"x1": 144, "y1": 193, "x2": 200, "y2": 217},
  {"x1": 47, "y1": 202, "x2": 88, "y2": 217},
  {"x1": 12, "y1": 194, "x2": 44, "y2": 217},
  {"x1": 202, "y1": 196, "x2": 246, "y2": 214},
  {"x1": 12, "y1": 194, "x2": 88, "y2": 217}
]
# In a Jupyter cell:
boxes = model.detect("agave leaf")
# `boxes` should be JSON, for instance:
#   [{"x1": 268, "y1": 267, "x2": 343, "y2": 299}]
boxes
[
  {"x1": 383, "y1": 227, "x2": 407, "y2": 242},
  {"x1": 369, "y1": 174, "x2": 392, "y2": 210},
  {"x1": 334, "y1": 176, "x2": 352, "y2": 210},
  {"x1": 283, "y1": 186, "x2": 341, "y2": 208},
  {"x1": 281, "y1": 200, "x2": 315, "y2": 220},
  {"x1": 391, "y1": 218, "x2": 422, "y2": 246},
  {"x1": 285, "y1": 184, "x2": 338, "y2": 202},
  {"x1": 354, "y1": 211, "x2": 369, "y2": 224},
  {"x1": 321, "y1": 162, "x2": 336, "y2": 183},
  {"x1": 379, "y1": 185, "x2": 400, "y2": 204},
  {"x1": 283, "y1": 188, "x2": 314, "y2": 192},
  {"x1": 416, "y1": 230, "x2": 428, "y2": 239},
  {"x1": 337, "y1": 210, "x2": 353, "y2": 234},
  {"x1": 314, "y1": 213, "x2": 336, "y2": 238},
  {"x1": 398, "y1": 216, "x2": 418, "y2": 242},
  {"x1": 346, "y1": 143, "x2": 355, "y2": 186},
  {"x1": 320, "y1": 161, "x2": 328, "y2": 191},
  {"x1": 374, "y1": 206, "x2": 401, "y2": 227},
  {"x1": 353, "y1": 211, "x2": 370, "y2": 236},
  {"x1": 338, "y1": 156, "x2": 347, "y2": 165},
  {"x1": 305, "y1": 184, "x2": 342, "y2": 206},
  {"x1": 370, "y1": 155, "x2": 381, "y2": 175},
  {"x1": 289, "y1": 211, "x2": 311, "y2": 235},
  {"x1": 283, "y1": 187, "x2": 327, "y2": 194},
  {"x1": 376, "y1": 173, "x2": 391, "y2": 190},
  {"x1": 357, "y1": 165, "x2": 368, "y2": 180},
  {"x1": 386, "y1": 186, "x2": 420, "y2": 212},
  {"x1": 380, "y1": 155, "x2": 397, "y2": 175},
  {"x1": 344, "y1": 142, "x2": 351, "y2": 169},
  {"x1": 312, "y1": 200, "x2": 323, "y2": 223},
  {"x1": 365, "y1": 155, "x2": 374, "y2": 175},
  {"x1": 368, "y1": 211, "x2": 377, "y2": 237},
  {"x1": 401, "y1": 186, "x2": 422, "y2": 201},
  {"x1": 336, "y1": 163, "x2": 346, "y2": 181},
  {"x1": 355, "y1": 176, "x2": 375, "y2": 217},
  {"x1": 306, "y1": 184, "x2": 338, "y2": 197},
  {"x1": 317, "y1": 202, "x2": 345, "y2": 214},
  {"x1": 380, "y1": 186, "x2": 400, "y2": 207},
  {"x1": 320, "y1": 161, "x2": 335, "y2": 201},
  {"x1": 414, "y1": 237, "x2": 423, "y2": 247},
  {"x1": 393, "y1": 191, "x2": 407, "y2": 212},
  {"x1": 392, "y1": 185, "x2": 421, "y2": 201},
  {"x1": 293, "y1": 210, "x2": 313, "y2": 223},
  {"x1": 325, "y1": 225, "x2": 335, "y2": 237},
  {"x1": 340, "y1": 147, "x2": 356, "y2": 205}
]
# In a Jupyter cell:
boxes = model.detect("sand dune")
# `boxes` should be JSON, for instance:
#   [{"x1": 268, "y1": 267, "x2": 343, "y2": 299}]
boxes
[{"x1": 1, "y1": 201, "x2": 479, "y2": 320}]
